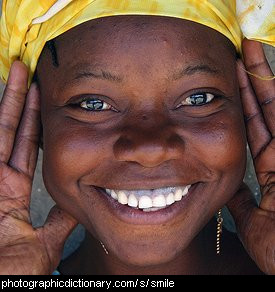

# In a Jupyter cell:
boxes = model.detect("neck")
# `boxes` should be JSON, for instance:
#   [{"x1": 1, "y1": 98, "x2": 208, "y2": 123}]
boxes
[{"x1": 60, "y1": 218, "x2": 219, "y2": 275}]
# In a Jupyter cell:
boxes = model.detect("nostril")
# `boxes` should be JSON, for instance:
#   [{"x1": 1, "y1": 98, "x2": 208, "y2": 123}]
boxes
[
  {"x1": 113, "y1": 132, "x2": 184, "y2": 168},
  {"x1": 113, "y1": 136, "x2": 133, "y2": 159}
]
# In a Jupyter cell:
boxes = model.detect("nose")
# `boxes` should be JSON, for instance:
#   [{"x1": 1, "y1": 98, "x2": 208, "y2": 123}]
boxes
[{"x1": 113, "y1": 122, "x2": 185, "y2": 168}]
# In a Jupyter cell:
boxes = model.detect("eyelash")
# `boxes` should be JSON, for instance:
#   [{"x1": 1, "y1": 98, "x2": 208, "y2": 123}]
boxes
[{"x1": 71, "y1": 92, "x2": 221, "y2": 113}]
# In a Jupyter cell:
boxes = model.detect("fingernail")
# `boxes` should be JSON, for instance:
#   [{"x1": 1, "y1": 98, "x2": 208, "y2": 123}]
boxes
[{"x1": 30, "y1": 82, "x2": 39, "y2": 92}]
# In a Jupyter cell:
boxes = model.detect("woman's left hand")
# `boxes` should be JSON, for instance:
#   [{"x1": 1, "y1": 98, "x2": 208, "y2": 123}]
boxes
[{"x1": 227, "y1": 39, "x2": 275, "y2": 275}]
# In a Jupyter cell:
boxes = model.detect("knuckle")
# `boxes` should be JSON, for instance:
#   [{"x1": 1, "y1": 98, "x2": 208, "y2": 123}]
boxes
[
  {"x1": 16, "y1": 133, "x2": 39, "y2": 148},
  {"x1": 246, "y1": 60, "x2": 266, "y2": 72},
  {"x1": 261, "y1": 96, "x2": 275, "y2": 107},
  {"x1": 3, "y1": 86, "x2": 27, "y2": 103},
  {"x1": 244, "y1": 111, "x2": 262, "y2": 122},
  {"x1": 0, "y1": 119, "x2": 17, "y2": 133}
]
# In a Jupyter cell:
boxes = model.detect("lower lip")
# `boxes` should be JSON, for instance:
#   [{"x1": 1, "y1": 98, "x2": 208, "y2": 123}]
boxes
[{"x1": 95, "y1": 184, "x2": 198, "y2": 225}]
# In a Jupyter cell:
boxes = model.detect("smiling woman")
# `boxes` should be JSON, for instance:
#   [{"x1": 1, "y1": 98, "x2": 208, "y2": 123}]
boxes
[
  {"x1": 35, "y1": 17, "x2": 249, "y2": 272},
  {"x1": 0, "y1": 0, "x2": 274, "y2": 275}
]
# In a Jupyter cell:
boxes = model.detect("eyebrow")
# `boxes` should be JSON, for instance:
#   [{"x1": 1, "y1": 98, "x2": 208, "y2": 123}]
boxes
[
  {"x1": 72, "y1": 63, "x2": 221, "y2": 83},
  {"x1": 74, "y1": 69, "x2": 123, "y2": 83},
  {"x1": 172, "y1": 64, "x2": 220, "y2": 80}
]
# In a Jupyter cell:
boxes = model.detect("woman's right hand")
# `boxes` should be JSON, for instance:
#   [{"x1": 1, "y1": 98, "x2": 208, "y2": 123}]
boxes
[{"x1": 0, "y1": 61, "x2": 77, "y2": 275}]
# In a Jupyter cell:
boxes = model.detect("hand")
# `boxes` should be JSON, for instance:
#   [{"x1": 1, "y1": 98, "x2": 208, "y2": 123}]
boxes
[
  {"x1": 228, "y1": 39, "x2": 275, "y2": 275},
  {"x1": 0, "y1": 61, "x2": 77, "y2": 275}
]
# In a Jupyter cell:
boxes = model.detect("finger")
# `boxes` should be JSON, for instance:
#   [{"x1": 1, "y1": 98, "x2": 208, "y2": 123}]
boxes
[
  {"x1": 242, "y1": 39, "x2": 275, "y2": 136},
  {"x1": 0, "y1": 61, "x2": 28, "y2": 163},
  {"x1": 9, "y1": 83, "x2": 41, "y2": 178},
  {"x1": 237, "y1": 59, "x2": 271, "y2": 159},
  {"x1": 37, "y1": 206, "x2": 78, "y2": 269}
]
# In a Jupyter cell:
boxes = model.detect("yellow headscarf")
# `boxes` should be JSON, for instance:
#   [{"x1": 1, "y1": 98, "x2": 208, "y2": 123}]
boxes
[{"x1": 0, "y1": 0, "x2": 274, "y2": 85}]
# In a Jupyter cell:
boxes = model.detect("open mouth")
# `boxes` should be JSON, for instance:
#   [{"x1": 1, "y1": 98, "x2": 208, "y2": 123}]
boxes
[
  {"x1": 102, "y1": 185, "x2": 191, "y2": 212},
  {"x1": 93, "y1": 183, "x2": 197, "y2": 225}
]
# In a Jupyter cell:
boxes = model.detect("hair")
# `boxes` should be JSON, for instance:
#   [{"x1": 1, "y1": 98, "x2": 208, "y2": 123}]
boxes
[
  {"x1": 32, "y1": 39, "x2": 59, "y2": 85},
  {"x1": 46, "y1": 39, "x2": 59, "y2": 67}
]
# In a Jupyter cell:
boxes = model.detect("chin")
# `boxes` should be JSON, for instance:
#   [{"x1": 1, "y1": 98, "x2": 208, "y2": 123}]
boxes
[
  {"x1": 113, "y1": 244, "x2": 182, "y2": 268},
  {"x1": 98, "y1": 228, "x2": 194, "y2": 269}
]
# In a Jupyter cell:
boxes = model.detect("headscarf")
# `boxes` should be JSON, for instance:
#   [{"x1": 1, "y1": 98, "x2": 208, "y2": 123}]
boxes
[{"x1": 0, "y1": 0, "x2": 274, "y2": 85}]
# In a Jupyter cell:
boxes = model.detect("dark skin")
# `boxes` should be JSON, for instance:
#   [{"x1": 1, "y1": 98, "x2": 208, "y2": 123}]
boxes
[
  {"x1": 38, "y1": 17, "x2": 248, "y2": 274},
  {"x1": 0, "y1": 16, "x2": 274, "y2": 275}
]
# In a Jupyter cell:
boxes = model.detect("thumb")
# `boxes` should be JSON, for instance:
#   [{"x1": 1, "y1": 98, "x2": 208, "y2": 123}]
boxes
[
  {"x1": 227, "y1": 183, "x2": 258, "y2": 250},
  {"x1": 227, "y1": 183, "x2": 258, "y2": 229},
  {"x1": 227, "y1": 183, "x2": 275, "y2": 274},
  {"x1": 37, "y1": 205, "x2": 78, "y2": 270}
]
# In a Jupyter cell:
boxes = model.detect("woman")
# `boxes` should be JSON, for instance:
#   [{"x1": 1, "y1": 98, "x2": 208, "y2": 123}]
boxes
[{"x1": 0, "y1": 0, "x2": 274, "y2": 275}]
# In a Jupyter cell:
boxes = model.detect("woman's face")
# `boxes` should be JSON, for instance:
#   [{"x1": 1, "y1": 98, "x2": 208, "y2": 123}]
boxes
[{"x1": 37, "y1": 16, "x2": 247, "y2": 266}]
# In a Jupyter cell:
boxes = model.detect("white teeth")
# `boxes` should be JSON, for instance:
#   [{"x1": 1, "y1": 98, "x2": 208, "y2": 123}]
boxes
[
  {"x1": 166, "y1": 192, "x2": 175, "y2": 205},
  {"x1": 174, "y1": 188, "x2": 183, "y2": 201},
  {"x1": 128, "y1": 193, "x2": 138, "y2": 207},
  {"x1": 117, "y1": 191, "x2": 128, "y2": 204},
  {"x1": 143, "y1": 207, "x2": 166, "y2": 212},
  {"x1": 104, "y1": 185, "x2": 192, "y2": 211},
  {"x1": 111, "y1": 190, "x2": 118, "y2": 200},
  {"x1": 182, "y1": 186, "x2": 189, "y2": 196},
  {"x1": 138, "y1": 196, "x2": 153, "y2": 209},
  {"x1": 152, "y1": 195, "x2": 166, "y2": 207}
]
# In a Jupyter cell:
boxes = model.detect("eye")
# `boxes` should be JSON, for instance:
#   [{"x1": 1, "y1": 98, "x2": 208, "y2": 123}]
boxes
[
  {"x1": 186, "y1": 93, "x2": 215, "y2": 105},
  {"x1": 80, "y1": 98, "x2": 112, "y2": 111},
  {"x1": 178, "y1": 93, "x2": 216, "y2": 107}
]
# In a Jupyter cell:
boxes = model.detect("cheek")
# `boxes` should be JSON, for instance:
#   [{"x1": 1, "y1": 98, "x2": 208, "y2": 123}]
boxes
[
  {"x1": 43, "y1": 132, "x2": 93, "y2": 183},
  {"x1": 41, "y1": 117, "x2": 109, "y2": 205},
  {"x1": 188, "y1": 109, "x2": 247, "y2": 179}
]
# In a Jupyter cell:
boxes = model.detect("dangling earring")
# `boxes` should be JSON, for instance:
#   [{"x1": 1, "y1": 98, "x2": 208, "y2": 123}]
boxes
[
  {"x1": 100, "y1": 241, "x2": 109, "y2": 255},
  {"x1": 216, "y1": 209, "x2": 223, "y2": 255}
]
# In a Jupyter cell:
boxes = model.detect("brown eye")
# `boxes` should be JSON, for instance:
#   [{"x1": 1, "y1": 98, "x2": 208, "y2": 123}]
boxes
[{"x1": 80, "y1": 99, "x2": 112, "y2": 111}]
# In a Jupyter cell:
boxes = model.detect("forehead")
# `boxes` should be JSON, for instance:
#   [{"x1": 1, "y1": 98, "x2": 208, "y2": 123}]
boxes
[
  {"x1": 38, "y1": 15, "x2": 236, "y2": 91},
  {"x1": 58, "y1": 15, "x2": 234, "y2": 54},
  {"x1": 56, "y1": 15, "x2": 234, "y2": 44}
]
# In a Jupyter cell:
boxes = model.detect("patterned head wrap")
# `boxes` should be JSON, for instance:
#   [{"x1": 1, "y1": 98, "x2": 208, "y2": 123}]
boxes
[{"x1": 0, "y1": 0, "x2": 274, "y2": 85}]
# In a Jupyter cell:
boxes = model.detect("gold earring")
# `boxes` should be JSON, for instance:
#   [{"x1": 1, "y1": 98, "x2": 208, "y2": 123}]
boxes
[
  {"x1": 216, "y1": 209, "x2": 223, "y2": 255},
  {"x1": 100, "y1": 241, "x2": 109, "y2": 255}
]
